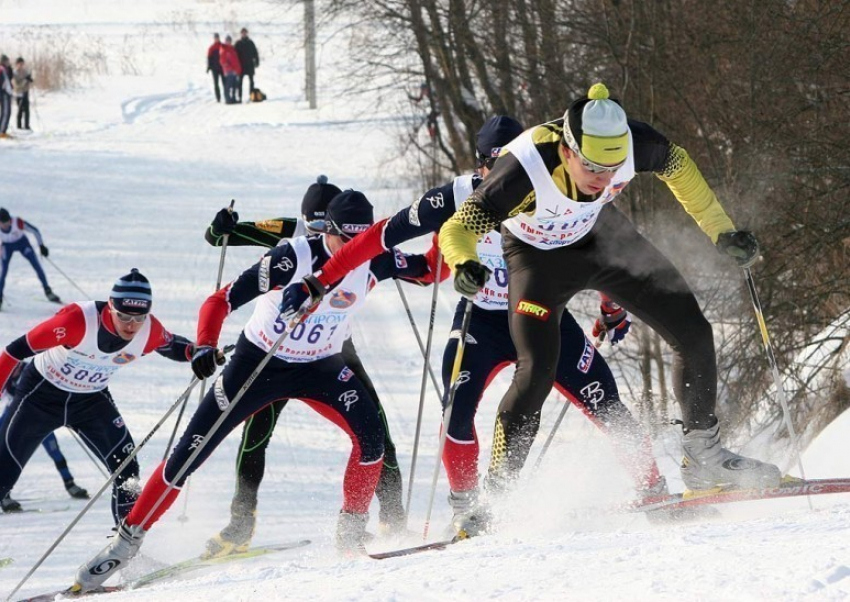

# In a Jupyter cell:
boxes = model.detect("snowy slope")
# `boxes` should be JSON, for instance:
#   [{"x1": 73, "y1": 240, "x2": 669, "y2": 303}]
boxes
[{"x1": 2, "y1": 1, "x2": 850, "y2": 600}]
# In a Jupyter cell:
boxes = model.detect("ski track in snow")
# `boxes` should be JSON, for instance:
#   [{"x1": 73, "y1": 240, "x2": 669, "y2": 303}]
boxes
[{"x1": 2, "y1": 1, "x2": 850, "y2": 600}]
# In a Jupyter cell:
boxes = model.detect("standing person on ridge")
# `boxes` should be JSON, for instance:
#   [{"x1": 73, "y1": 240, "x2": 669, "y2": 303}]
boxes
[
  {"x1": 234, "y1": 27, "x2": 259, "y2": 103},
  {"x1": 0, "y1": 269, "x2": 195, "y2": 524},
  {"x1": 280, "y1": 117, "x2": 666, "y2": 539},
  {"x1": 73, "y1": 191, "x2": 441, "y2": 593},
  {"x1": 219, "y1": 35, "x2": 242, "y2": 105},
  {"x1": 201, "y1": 177, "x2": 409, "y2": 559},
  {"x1": 436, "y1": 83, "x2": 780, "y2": 496},
  {"x1": 206, "y1": 33, "x2": 223, "y2": 103},
  {"x1": 0, "y1": 55, "x2": 13, "y2": 139},
  {"x1": 12, "y1": 57, "x2": 32, "y2": 131},
  {"x1": 0, "y1": 207, "x2": 61, "y2": 309}
]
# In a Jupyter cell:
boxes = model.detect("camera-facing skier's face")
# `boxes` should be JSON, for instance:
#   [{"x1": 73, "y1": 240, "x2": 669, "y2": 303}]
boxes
[{"x1": 108, "y1": 300, "x2": 147, "y2": 340}]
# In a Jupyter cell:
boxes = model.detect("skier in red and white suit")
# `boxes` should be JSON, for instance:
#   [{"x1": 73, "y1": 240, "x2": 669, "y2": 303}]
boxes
[{"x1": 0, "y1": 269, "x2": 194, "y2": 522}]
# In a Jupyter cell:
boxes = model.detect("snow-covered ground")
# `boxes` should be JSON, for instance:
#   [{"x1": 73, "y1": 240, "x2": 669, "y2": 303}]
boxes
[{"x1": 1, "y1": 1, "x2": 850, "y2": 600}]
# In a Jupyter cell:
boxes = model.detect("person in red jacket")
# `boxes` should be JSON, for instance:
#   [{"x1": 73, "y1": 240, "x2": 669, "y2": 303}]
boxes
[
  {"x1": 219, "y1": 35, "x2": 242, "y2": 105},
  {"x1": 206, "y1": 33, "x2": 222, "y2": 103}
]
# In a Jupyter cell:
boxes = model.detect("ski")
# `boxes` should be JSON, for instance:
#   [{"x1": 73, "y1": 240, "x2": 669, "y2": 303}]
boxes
[
  {"x1": 17, "y1": 540, "x2": 311, "y2": 601},
  {"x1": 632, "y1": 476, "x2": 850, "y2": 514},
  {"x1": 1, "y1": 557, "x2": 13, "y2": 568},
  {"x1": 16, "y1": 585, "x2": 122, "y2": 602},
  {"x1": 2, "y1": 505, "x2": 71, "y2": 515},
  {"x1": 128, "y1": 539, "x2": 311, "y2": 588},
  {"x1": 368, "y1": 538, "x2": 458, "y2": 560}
]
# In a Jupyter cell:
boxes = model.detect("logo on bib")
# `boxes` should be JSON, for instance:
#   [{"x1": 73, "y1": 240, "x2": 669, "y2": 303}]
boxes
[
  {"x1": 113, "y1": 352, "x2": 136, "y2": 365},
  {"x1": 329, "y1": 289, "x2": 357, "y2": 308},
  {"x1": 516, "y1": 299, "x2": 550, "y2": 321}
]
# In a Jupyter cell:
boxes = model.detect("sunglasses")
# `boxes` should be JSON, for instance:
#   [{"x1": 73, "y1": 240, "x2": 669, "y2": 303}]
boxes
[
  {"x1": 111, "y1": 309, "x2": 147, "y2": 324},
  {"x1": 305, "y1": 219, "x2": 354, "y2": 241}
]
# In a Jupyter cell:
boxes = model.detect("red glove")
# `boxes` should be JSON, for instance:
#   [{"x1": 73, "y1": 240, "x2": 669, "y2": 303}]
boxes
[{"x1": 592, "y1": 297, "x2": 631, "y2": 345}]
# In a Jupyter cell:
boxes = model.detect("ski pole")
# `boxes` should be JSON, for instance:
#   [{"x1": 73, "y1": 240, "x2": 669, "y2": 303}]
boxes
[
  {"x1": 43, "y1": 256, "x2": 91, "y2": 299},
  {"x1": 743, "y1": 267, "x2": 809, "y2": 484},
  {"x1": 7, "y1": 375, "x2": 204, "y2": 602},
  {"x1": 136, "y1": 309, "x2": 308, "y2": 537},
  {"x1": 532, "y1": 400, "x2": 570, "y2": 471},
  {"x1": 67, "y1": 429, "x2": 110, "y2": 479},
  {"x1": 423, "y1": 297, "x2": 472, "y2": 539},
  {"x1": 171, "y1": 200, "x2": 235, "y2": 523},
  {"x1": 395, "y1": 280, "x2": 443, "y2": 399},
  {"x1": 405, "y1": 253, "x2": 442, "y2": 521},
  {"x1": 164, "y1": 200, "x2": 234, "y2": 463}
]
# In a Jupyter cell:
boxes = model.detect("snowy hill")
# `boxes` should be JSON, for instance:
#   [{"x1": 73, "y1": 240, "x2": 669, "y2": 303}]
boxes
[{"x1": 2, "y1": 1, "x2": 850, "y2": 600}]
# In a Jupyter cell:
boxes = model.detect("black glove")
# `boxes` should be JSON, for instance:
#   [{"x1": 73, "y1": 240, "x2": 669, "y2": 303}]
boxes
[
  {"x1": 453, "y1": 260, "x2": 492, "y2": 297},
  {"x1": 39, "y1": 245, "x2": 49, "y2": 258},
  {"x1": 716, "y1": 231, "x2": 760, "y2": 268},
  {"x1": 211, "y1": 207, "x2": 239, "y2": 236},
  {"x1": 280, "y1": 275, "x2": 326, "y2": 322},
  {"x1": 191, "y1": 345, "x2": 225, "y2": 379}
]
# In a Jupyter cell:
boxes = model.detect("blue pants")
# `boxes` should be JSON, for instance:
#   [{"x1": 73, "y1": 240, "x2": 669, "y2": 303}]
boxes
[
  {"x1": 164, "y1": 334, "x2": 385, "y2": 514},
  {"x1": 0, "y1": 363, "x2": 138, "y2": 522},
  {"x1": 0, "y1": 404, "x2": 74, "y2": 483},
  {"x1": 0, "y1": 236, "x2": 50, "y2": 299}
]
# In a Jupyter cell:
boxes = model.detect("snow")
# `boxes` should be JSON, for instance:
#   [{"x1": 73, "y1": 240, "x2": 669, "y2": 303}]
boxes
[{"x1": 2, "y1": 1, "x2": 850, "y2": 600}]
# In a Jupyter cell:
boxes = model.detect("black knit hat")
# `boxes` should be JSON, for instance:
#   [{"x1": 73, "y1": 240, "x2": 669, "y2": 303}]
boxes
[
  {"x1": 476, "y1": 116, "x2": 524, "y2": 164},
  {"x1": 325, "y1": 190, "x2": 374, "y2": 238},
  {"x1": 110, "y1": 268, "x2": 152, "y2": 314},
  {"x1": 301, "y1": 175, "x2": 343, "y2": 222},
  {"x1": 0, "y1": 208, "x2": 9, "y2": 223}
]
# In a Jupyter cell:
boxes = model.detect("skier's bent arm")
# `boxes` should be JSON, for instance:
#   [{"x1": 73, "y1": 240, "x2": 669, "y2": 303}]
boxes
[{"x1": 655, "y1": 144, "x2": 736, "y2": 243}]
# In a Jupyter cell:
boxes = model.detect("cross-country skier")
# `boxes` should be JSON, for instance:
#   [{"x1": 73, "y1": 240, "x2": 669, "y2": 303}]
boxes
[
  {"x1": 436, "y1": 83, "x2": 780, "y2": 495},
  {"x1": 201, "y1": 177, "x2": 408, "y2": 559},
  {"x1": 280, "y1": 116, "x2": 666, "y2": 538},
  {"x1": 0, "y1": 360, "x2": 89, "y2": 513},
  {"x1": 0, "y1": 207, "x2": 61, "y2": 310},
  {"x1": 74, "y1": 190, "x2": 437, "y2": 592},
  {"x1": 0, "y1": 269, "x2": 195, "y2": 523}
]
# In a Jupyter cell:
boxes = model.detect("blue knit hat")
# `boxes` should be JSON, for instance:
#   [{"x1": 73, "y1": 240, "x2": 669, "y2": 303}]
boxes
[{"x1": 110, "y1": 268, "x2": 152, "y2": 314}]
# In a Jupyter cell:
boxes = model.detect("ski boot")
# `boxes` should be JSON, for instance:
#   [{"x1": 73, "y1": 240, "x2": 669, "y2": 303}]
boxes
[
  {"x1": 202, "y1": 509, "x2": 256, "y2": 559},
  {"x1": 681, "y1": 420, "x2": 781, "y2": 492},
  {"x1": 335, "y1": 511, "x2": 369, "y2": 556},
  {"x1": 74, "y1": 521, "x2": 146, "y2": 592},
  {"x1": 44, "y1": 286, "x2": 61, "y2": 304},
  {"x1": 1, "y1": 492, "x2": 22, "y2": 512},
  {"x1": 65, "y1": 479, "x2": 90, "y2": 500},
  {"x1": 447, "y1": 489, "x2": 492, "y2": 540}
]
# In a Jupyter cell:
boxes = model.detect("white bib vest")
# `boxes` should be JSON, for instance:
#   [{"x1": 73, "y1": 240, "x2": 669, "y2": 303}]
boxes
[
  {"x1": 0, "y1": 216, "x2": 25, "y2": 244},
  {"x1": 34, "y1": 301, "x2": 151, "y2": 393},
  {"x1": 502, "y1": 128, "x2": 636, "y2": 250},
  {"x1": 243, "y1": 236, "x2": 371, "y2": 363}
]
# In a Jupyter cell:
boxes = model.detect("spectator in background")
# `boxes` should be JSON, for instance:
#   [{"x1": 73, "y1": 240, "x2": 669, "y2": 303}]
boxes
[
  {"x1": 0, "y1": 55, "x2": 13, "y2": 139},
  {"x1": 12, "y1": 57, "x2": 32, "y2": 131},
  {"x1": 234, "y1": 28, "x2": 259, "y2": 103},
  {"x1": 206, "y1": 33, "x2": 223, "y2": 103},
  {"x1": 219, "y1": 35, "x2": 242, "y2": 105}
]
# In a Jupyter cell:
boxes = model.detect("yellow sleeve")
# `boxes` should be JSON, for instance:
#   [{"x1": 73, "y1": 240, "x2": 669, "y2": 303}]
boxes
[
  {"x1": 656, "y1": 144, "x2": 735, "y2": 243},
  {"x1": 439, "y1": 202, "x2": 500, "y2": 271}
]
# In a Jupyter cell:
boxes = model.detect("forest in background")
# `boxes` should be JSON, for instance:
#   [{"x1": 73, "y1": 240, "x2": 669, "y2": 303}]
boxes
[{"x1": 320, "y1": 0, "x2": 850, "y2": 450}]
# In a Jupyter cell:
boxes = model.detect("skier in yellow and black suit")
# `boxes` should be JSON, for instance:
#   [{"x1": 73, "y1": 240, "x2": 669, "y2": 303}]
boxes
[{"x1": 439, "y1": 83, "x2": 781, "y2": 498}]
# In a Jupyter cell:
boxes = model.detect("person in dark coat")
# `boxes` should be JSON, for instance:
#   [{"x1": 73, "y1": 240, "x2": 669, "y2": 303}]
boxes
[
  {"x1": 206, "y1": 33, "x2": 222, "y2": 103},
  {"x1": 234, "y1": 28, "x2": 259, "y2": 102}
]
